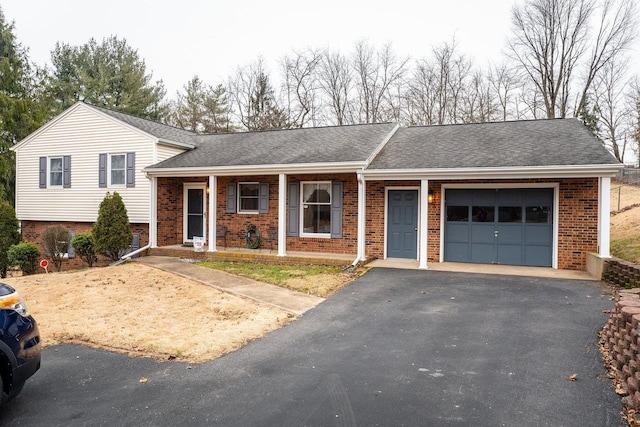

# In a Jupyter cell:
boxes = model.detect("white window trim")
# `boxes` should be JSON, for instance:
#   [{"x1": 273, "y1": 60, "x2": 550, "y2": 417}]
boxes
[
  {"x1": 48, "y1": 156, "x2": 63, "y2": 188},
  {"x1": 237, "y1": 182, "x2": 260, "y2": 214},
  {"x1": 109, "y1": 153, "x2": 126, "y2": 187},
  {"x1": 300, "y1": 181, "x2": 332, "y2": 238}
]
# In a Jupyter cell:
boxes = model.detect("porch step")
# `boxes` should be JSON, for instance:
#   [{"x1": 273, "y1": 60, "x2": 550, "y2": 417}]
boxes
[{"x1": 148, "y1": 247, "x2": 352, "y2": 267}]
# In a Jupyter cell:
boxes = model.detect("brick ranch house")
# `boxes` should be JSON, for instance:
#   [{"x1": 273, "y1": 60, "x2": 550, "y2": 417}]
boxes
[{"x1": 12, "y1": 102, "x2": 621, "y2": 271}]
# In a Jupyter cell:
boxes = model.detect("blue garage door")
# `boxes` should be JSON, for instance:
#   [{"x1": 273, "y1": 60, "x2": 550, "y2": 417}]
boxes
[{"x1": 444, "y1": 189, "x2": 553, "y2": 266}]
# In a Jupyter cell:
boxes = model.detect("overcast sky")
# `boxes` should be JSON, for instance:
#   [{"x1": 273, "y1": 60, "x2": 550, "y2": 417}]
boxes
[{"x1": 2, "y1": 0, "x2": 640, "y2": 97}]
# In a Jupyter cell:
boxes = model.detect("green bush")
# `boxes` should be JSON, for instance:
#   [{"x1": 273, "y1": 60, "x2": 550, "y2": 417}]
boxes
[
  {"x1": 8, "y1": 242, "x2": 40, "y2": 275},
  {"x1": 0, "y1": 201, "x2": 20, "y2": 278},
  {"x1": 71, "y1": 233, "x2": 98, "y2": 267},
  {"x1": 92, "y1": 192, "x2": 133, "y2": 262}
]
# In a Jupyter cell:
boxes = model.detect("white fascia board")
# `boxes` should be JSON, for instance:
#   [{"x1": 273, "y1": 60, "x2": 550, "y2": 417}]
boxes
[
  {"x1": 143, "y1": 161, "x2": 366, "y2": 177},
  {"x1": 11, "y1": 102, "x2": 86, "y2": 151},
  {"x1": 156, "y1": 139, "x2": 195, "y2": 150},
  {"x1": 361, "y1": 164, "x2": 623, "y2": 180},
  {"x1": 364, "y1": 124, "x2": 400, "y2": 168}
]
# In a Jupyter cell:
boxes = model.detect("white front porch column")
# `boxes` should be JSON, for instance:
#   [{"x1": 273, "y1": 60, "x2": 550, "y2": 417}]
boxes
[
  {"x1": 419, "y1": 179, "x2": 429, "y2": 269},
  {"x1": 149, "y1": 176, "x2": 158, "y2": 248},
  {"x1": 356, "y1": 174, "x2": 366, "y2": 262},
  {"x1": 278, "y1": 173, "x2": 287, "y2": 257},
  {"x1": 208, "y1": 175, "x2": 217, "y2": 252},
  {"x1": 598, "y1": 176, "x2": 611, "y2": 258}
]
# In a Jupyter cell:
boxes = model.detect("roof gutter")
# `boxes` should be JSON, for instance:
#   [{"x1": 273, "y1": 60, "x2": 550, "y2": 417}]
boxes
[
  {"x1": 143, "y1": 161, "x2": 366, "y2": 177},
  {"x1": 361, "y1": 164, "x2": 623, "y2": 180}
]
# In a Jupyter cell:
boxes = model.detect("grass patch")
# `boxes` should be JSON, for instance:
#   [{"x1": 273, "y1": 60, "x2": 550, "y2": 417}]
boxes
[
  {"x1": 195, "y1": 261, "x2": 358, "y2": 297},
  {"x1": 611, "y1": 237, "x2": 640, "y2": 264}
]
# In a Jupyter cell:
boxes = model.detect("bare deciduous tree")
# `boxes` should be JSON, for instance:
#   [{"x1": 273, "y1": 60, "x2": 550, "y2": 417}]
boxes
[
  {"x1": 509, "y1": 0, "x2": 637, "y2": 119},
  {"x1": 352, "y1": 41, "x2": 409, "y2": 123},
  {"x1": 281, "y1": 48, "x2": 322, "y2": 128},
  {"x1": 316, "y1": 50, "x2": 354, "y2": 125}
]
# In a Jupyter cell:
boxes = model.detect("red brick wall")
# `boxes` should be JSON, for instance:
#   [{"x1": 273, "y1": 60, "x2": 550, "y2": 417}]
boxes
[
  {"x1": 285, "y1": 174, "x2": 358, "y2": 255},
  {"x1": 364, "y1": 178, "x2": 599, "y2": 270},
  {"x1": 20, "y1": 220, "x2": 148, "y2": 271},
  {"x1": 155, "y1": 176, "x2": 599, "y2": 270},
  {"x1": 156, "y1": 174, "x2": 359, "y2": 255}
]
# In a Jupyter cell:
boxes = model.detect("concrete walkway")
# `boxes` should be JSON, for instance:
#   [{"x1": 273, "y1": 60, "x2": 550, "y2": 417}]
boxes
[{"x1": 134, "y1": 256, "x2": 324, "y2": 315}]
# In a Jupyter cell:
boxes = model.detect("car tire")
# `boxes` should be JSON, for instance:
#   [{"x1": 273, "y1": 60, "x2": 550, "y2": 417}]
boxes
[{"x1": 0, "y1": 369, "x2": 7, "y2": 406}]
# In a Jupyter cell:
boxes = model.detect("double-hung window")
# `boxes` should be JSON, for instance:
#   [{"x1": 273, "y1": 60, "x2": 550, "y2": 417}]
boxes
[
  {"x1": 238, "y1": 183, "x2": 260, "y2": 213},
  {"x1": 110, "y1": 154, "x2": 126, "y2": 186},
  {"x1": 99, "y1": 152, "x2": 135, "y2": 188},
  {"x1": 49, "y1": 157, "x2": 63, "y2": 187},
  {"x1": 301, "y1": 182, "x2": 332, "y2": 236}
]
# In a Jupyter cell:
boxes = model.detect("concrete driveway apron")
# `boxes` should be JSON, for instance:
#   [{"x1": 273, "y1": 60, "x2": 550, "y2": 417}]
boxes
[{"x1": 1, "y1": 269, "x2": 622, "y2": 426}]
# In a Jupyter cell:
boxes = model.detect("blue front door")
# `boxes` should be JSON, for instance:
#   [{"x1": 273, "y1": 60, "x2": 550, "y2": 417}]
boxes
[{"x1": 387, "y1": 190, "x2": 418, "y2": 259}]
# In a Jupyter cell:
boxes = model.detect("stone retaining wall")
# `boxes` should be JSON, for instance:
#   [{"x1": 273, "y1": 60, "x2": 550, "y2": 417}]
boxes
[
  {"x1": 603, "y1": 259, "x2": 640, "y2": 289},
  {"x1": 602, "y1": 289, "x2": 640, "y2": 409}
]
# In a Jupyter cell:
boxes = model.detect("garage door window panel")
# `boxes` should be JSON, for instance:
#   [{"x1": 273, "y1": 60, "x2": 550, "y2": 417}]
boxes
[{"x1": 472, "y1": 206, "x2": 494, "y2": 222}]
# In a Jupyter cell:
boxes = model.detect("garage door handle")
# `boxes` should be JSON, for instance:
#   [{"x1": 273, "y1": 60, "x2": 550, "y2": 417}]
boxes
[
  {"x1": 415, "y1": 227, "x2": 418, "y2": 231},
  {"x1": 494, "y1": 230, "x2": 499, "y2": 236}
]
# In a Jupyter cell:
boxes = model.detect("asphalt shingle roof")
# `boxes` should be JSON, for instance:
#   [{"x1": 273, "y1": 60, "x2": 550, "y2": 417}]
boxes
[
  {"x1": 367, "y1": 118, "x2": 619, "y2": 170},
  {"x1": 88, "y1": 103, "x2": 201, "y2": 146},
  {"x1": 149, "y1": 123, "x2": 398, "y2": 169}
]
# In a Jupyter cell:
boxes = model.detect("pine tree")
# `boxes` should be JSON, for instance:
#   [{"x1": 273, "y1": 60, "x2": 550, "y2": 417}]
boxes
[
  {"x1": 0, "y1": 7, "x2": 48, "y2": 205},
  {"x1": 47, "y1": 36, "x2": 167, "y2": 120},
  {"x1": 92, "y1": 192, "x2": 133, "y2": 262},
  {"x1": 0, "y1": 201, "x2": 20, "y2": 278}
]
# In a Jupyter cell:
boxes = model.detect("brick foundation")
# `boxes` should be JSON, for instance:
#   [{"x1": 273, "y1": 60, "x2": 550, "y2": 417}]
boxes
[{"x1": 20, "y1": 220, "x2": 149, "y2": 271}]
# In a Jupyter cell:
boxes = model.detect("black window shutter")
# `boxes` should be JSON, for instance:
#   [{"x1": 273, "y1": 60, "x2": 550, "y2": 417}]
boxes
[
  {"x1": 287, "y1": 182, "x2": 299, "y2": 237},
  {"x1": 258, "y1": 183, "x2": 269, "y2": 213},
  {"x1": 98, "y1": 153, "x2": 107, "y2": 188},
  {"x1": 63, "y1": 155, "x2": 71, "y2": 188},
  {"x1": 67, "y1": 230, "x2": 76, "y2": 258},
  {"x1": 331, "y1": 182, "x2": 343, "y2": 238},
  {"x1": 226, "y1": 183, "x2": 237, "y2": 213},
  {"x1": 39, "y1": 157, "x2": 47, "y2": 188},
  {"x1": 126, "y1": 152, "x2": 135, "y2": 188}
]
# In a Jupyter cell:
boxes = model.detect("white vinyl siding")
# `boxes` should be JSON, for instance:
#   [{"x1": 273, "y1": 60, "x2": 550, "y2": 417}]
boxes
[
  {"x1": 14, "y1": 104, "x2": 156, "y2": 223},
  {"x1": 156, "y1": 143, "x2": 186, "y2": 163}
]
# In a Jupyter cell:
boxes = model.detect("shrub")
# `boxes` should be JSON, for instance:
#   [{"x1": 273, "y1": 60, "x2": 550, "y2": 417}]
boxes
[
  {"x1": 92, "y1": 192, "x2": 133, "y2": 262},
  {"x1": 0, "y1": 202, "x2": 20, "y2": 278},
  {"x1": 42, "y1": 225, "x2": 70, "y2": 272},
  {"x1": 8, "y1": 242, "x2": 40, "y2": 275},
  {"x1": 71, "y1": 233, "x2": 97, "y2": 267}
]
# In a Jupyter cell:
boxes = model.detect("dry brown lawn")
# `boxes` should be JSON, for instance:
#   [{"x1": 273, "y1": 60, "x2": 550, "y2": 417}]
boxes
[
  {"x1": 2, "y1": 263, "x2": 298, "y2": 363},
  {"x1": 611, "y1": 183, "x2": 640, "y2": 241}
]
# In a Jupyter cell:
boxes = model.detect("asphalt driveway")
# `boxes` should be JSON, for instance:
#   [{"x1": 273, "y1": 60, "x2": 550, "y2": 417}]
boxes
[{"x1": 1, "y1": 269, "x2": 623, "y2": 426}]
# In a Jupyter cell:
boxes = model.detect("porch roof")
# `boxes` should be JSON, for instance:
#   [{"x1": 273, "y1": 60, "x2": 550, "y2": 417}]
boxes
[{"x1": 145, "y1": 123, "x2": 398, "y2": 171}]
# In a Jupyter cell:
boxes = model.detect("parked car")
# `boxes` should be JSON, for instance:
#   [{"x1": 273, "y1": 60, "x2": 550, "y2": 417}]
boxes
[{"x1": 0, "y1": 283, "x2": 41, "y2": 404}]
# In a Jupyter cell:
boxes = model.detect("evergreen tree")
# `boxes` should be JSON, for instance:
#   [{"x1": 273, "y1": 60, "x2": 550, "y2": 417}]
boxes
[
  {"x1": 0, "y1": 201, "x2": 20, "y2": 278},
  {"x1": 92, "y1": 192, "x2": 133, "y2": 262},
  {"x1": 47, "y1": 36, "x2": 167, "y2": 120},
  {"x1": 171, "y1": 77, "x2": 232, "y2": 134},
  {"x1": 0, "y1": 7, "x2": 48, "y2": 205},
  {"x1": 247, "y1": 72, "x2": 291, "y2": 131}
]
